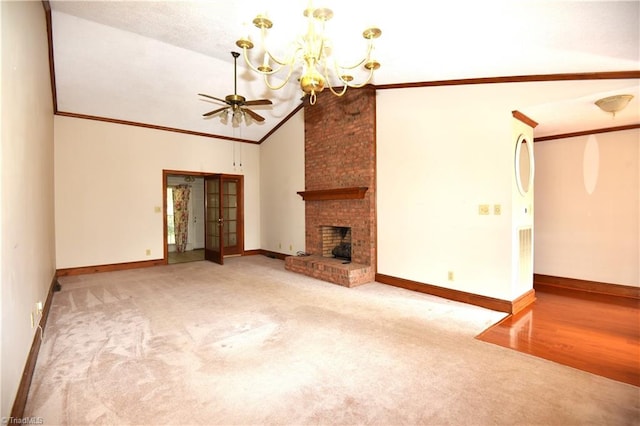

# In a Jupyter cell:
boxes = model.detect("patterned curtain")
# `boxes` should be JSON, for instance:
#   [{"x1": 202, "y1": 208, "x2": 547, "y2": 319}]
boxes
[{"x1": 173, "y1": 184, "x2": 191, "y2": 253}]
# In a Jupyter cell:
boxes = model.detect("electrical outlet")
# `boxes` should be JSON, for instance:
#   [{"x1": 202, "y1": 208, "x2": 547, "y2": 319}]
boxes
[
  {"x1": 278, "y1": 243, "x2": 281, "y2": 249},
  {"x1": 146, "y1": 249, "x2": 151, "y2": 256},
  {"x1": 36, "y1": 301, "x2": 43, "y2": 315},
  {"x1": 494, "y1": 204, "x2": 502, "y2": 215},
  {"x1": 30, "y1": 312, "x2": 35, "y2": 328},
  {"x1": 448, "y1": 271, "x2": 454, "y2": 281},
  {"x1": 478, "y1": 204, "x2": 490, "y2": 215},
  {"x1": 289, "y1": 244, "x2": 293, "y2": 251}
]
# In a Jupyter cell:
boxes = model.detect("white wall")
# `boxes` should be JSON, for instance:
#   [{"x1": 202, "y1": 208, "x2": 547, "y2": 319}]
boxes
[
  {"x1": 534, "y1": 129, "x2": 639, "y2": 287},
  {"x1": 1, "y1": 1, "x2": 55, "y2": 416},
  {"x1": 259, "y1": 109, "x2": 306, "y2": 255},
  {"x1": 262, "y1": 83, "x2": 636, "y2": 298},
  {"x1": 54, "y1": 117, "x2": 261, "y2": 269},
  {"x1": 377, "y1": 84, "x2": 533, "y2": 301}
]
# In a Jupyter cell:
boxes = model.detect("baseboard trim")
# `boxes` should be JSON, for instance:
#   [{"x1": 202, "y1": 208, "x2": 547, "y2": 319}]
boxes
[
  {"x1": 57, "y1": 259, "x2": 164, "y2": 276},
  {"x1": 255, "y1": 249, "x2": 288, "y2": 260},
  {"x1": 375, "y1": 273, "x2": 532, "y2": 314},
  {"x1": 512, "y1": 289, "x2": 537, "y2": 315},
  {"x1": 10, "y1": 274, "x2": 58, "y2": 419},
  {"x1": 534, "y1": 274, "x2": 639, "y2": 299},
  {"x1": 56, "y1": 252, "x2": 287, "y2": 276}
]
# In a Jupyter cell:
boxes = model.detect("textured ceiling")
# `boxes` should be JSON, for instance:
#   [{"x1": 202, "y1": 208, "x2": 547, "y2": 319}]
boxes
[{"x1": 48, "y1": 0, "x2": 640, "y2": 142}]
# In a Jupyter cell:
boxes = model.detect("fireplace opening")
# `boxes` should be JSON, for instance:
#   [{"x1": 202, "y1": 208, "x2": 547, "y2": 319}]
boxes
[{"x1": 321, "y1": 226, "x2": 351, "y2": 261}]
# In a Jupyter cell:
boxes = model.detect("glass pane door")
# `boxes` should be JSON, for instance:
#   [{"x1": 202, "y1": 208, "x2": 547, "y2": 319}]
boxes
[
  {"x1": 205, "y1": 175, "x2": 223, "y2": 264},
  {"x1": 223, "y1": 179, "x2": 237, "y2": 249}
]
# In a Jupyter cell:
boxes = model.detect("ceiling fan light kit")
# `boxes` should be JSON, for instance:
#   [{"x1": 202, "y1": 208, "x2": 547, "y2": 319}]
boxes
[
  {"x1": 594, "y1": 94, "x2": 634, "y2": 117},
  {"x1": 198, "y1": 51, "x2": 273, "y2": 126},
  {"x1": 235, "y1": 1, "x2": 381, "y2": 105}
]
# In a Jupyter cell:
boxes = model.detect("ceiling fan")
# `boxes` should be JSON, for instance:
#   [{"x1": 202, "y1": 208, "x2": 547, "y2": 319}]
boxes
[{"x1": 199, "y1": 51, "x2": 272, "y2": 124}]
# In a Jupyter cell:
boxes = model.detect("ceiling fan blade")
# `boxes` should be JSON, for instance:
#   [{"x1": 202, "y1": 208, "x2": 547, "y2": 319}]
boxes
[
  {"x1": 199, "y1": 53, "x2": 273, "y2": 124},
  {"x1": 198, "y1": 93, "x2": 228, "y2": 104},
  {"x1": 243, "y1": 108, "x2": 265, "y2": 122},
  {"x1": 244, "y1": 99, "x2": 273, "y2": 106},
  {"x1": 202, "y1": 106, "x2": 229, "y2": 117}
]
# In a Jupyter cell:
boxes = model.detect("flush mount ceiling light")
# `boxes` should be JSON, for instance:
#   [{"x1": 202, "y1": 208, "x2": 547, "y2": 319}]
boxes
[
  {"x1": 235, "y1": 1, "x2": 381, "y2": 105},
  {"x1": 594, "y1": 94, "x2": 634, "y2": 117}
]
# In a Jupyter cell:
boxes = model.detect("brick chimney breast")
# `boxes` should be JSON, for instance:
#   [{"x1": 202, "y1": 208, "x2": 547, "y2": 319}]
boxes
[{"x1": 286, "y1": 86, "x2": 376, "y2": 287}]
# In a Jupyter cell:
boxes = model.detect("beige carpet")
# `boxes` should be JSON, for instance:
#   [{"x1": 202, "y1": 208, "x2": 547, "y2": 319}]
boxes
[{"x1": 25, "y1": 256, "x2": 639, "y2": 425}]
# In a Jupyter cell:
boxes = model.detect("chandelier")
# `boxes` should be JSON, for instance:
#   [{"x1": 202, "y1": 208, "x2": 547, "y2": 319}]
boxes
[{"x1": 235, "y1": 2, "x2": 381, "y2": 105}]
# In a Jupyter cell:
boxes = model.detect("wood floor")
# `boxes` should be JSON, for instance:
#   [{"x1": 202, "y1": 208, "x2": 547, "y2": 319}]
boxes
[
  {"x1": 167, "y1": 248, "x2": 205, "y2": 264},
  {"x1": 477, "y1": 286, "x2": 640, "y2": 387}
]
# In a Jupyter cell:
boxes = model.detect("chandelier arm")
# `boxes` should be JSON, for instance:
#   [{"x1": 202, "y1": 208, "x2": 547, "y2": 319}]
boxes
[
  {"x1": 265, "y1": 50, "x2": 296, "y2": 67},
  {"x1": 326, "y1": 83, "x2": 349, "y2": 97},
  {"x1": 341, "y1": 66, "x2": 375, "y2": 88},
  {"x1": 320, "y1": 60, "x2": 348, "y2": 96},
  {"x1": 335, "y1": 56, "x2": 369, "y2": 71},
  {"x1": 256, "y1": 24, "x2": 299, "y2": 68},
  {"x1": 240, "y1": 48, "x2": 287, "y2": 76},
  {"x1": 322, "y1": 56, "x2": 373, "y2": 91},
  {"x1": 315, "y1": 20, "x2": 328, "y2": 60},
  {"x1": 332, "y1": 41, "x2": 375, "y2": 71},
  {"x1": 262, "y1": 63, "x2": 296, "y2": 91},
  {"x1": 264, "y1": 43, "x2": 303, "y2": 68}
]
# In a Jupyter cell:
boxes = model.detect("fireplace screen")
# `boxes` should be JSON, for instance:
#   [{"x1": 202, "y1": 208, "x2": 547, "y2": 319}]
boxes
[{"x1": 321, "y1": 226, "x2": 351, "y2": 260}]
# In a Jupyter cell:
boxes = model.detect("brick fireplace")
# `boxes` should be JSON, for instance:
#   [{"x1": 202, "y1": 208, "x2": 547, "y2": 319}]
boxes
[{"x1": 284, "y1": 86, "x2": 376, "y2": 287}]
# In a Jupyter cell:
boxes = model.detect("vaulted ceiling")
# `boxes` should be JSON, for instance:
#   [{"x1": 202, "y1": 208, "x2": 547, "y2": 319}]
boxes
[{"x1": 47, "y1": 1, "x2": 639, "y2": 143}]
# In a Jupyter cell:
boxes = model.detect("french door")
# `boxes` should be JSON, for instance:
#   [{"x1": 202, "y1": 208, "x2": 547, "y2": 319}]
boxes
[{"x1": 204, "y1": 174, "x2": 244, "y2": 264}]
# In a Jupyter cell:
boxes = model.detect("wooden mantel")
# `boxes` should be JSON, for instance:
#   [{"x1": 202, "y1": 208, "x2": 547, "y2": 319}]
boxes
[{"x1": 297, "y1": 187, "x2": 368, "y2": 201}]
